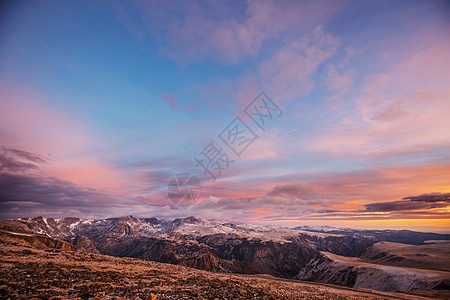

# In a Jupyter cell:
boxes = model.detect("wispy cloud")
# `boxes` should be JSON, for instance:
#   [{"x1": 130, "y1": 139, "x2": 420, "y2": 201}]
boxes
[
  {"x1": 0, "y1": 147, "x2": 47, "y2": 172},
  {"x1": 114, "y1": 1, "x2": 342, "y2": 64},
  {"x1": 309, "y1": 42, "x2": 450, "y2": 159},
  {"x1": 257, "y1": 26, "x2": 340, "y2": 102}
]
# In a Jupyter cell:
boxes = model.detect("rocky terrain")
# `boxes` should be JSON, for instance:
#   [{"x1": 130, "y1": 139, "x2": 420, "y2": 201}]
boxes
[
  {"x1": 360, "y1": 240, "x2": 450, "y2": 272},
  {"x1": 0, "y1": 232, "x2": 422, "y2": 300},
  {"x1": 0, "y1": 216, "x2": 449, "y2": 294},
  {"x1": 296, "y1": 251, "x2": 450, "y2": 292}
]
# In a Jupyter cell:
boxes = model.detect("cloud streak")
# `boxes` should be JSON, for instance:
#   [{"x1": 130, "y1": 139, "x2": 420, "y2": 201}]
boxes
[
  {"x1": 0, "y1": 147, "x2": 47, "y2": 173},
  {"x1": 362, "y1": 193, "x2": 450, "y2": 213}
]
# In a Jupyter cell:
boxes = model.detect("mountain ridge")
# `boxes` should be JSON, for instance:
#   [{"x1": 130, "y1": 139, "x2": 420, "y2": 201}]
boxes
[{"x1": 1, "y1": 215, "x2": 449, "y2": 292}]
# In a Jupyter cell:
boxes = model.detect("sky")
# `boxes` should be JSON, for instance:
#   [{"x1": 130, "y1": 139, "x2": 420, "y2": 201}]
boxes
[{"x1": 1, "y1": 0, "x2": 450, "y2": 233}]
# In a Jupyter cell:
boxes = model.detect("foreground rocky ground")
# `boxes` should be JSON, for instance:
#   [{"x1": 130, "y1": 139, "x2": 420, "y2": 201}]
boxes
[{"x1": 0, "y1": 232, "x2": 439, "y2": 300}]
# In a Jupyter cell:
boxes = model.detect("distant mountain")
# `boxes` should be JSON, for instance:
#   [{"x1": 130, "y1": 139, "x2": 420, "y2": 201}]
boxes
[
  {"x1": 1, "y1": 216, "x2": 449, "y2": 292},
  {"x1": 295, "y1": 225, "x2": 450, "y2": 245}
]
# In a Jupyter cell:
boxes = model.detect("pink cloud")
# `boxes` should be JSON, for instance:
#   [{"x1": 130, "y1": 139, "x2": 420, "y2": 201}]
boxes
[
  {"x1": 0, "y1": 83, "x2": 89, "y2": 156},
  {"x1": 162, "y1": 92, "x2": 197, "y2": 113},
  {"x1": 0, "y1": 83, "x2": 135, "y2": 194},
  {"x1": 232, "y1": 72, "x2": 259, "y2": 110},
  {"x1": 192, "y1": 79, "x2": 233, "y2": 109},
  {"x1": 258, "y1": 26, "x2": 340, "y2": 101},
  {"x1": 325, "y1": 64, "x2": 352, "y2": 92},
  {"x1": 163, "y1": 93, "x2": 178, "y2": 109},
  {"x1": 324, "y1": 63, "x2": 353, "y2": 101},
  {"x1": 309, "y1": 42, "x2": 450, "y2": 158},
  {"x1": 43, "y1": 160, "x2": 132, "y2": 195},
  {"x1": 228, "y1": 26, "x2": 340, "y2": 112},
  {"x1": 240, "y1": 130, "x2": 285, "y2": 160},
  {"x1": 156, "y1": 18, "x2": 343, "y2": 113},
  {"x1": 115, "y1": 1, "x2": 342, "y2": 64}
]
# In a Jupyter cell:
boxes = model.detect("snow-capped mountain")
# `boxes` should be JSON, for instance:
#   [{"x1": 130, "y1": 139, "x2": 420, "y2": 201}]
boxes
[{"x1": 1, "y1": 215, "x2": 449, "y2": 292}]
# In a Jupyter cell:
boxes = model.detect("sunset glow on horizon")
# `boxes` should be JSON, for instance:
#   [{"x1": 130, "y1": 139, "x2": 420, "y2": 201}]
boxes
[{"x1": 1, "y1": 0, "x2": 449, "y2": 233}]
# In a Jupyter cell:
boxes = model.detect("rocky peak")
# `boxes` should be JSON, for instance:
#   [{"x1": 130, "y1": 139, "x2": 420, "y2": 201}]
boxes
[
  {"x1": 141, "y1": 217, "x2": 160, "y2": 225},
  {"x1": 171, "y1": 216, "x2": 202, "y2": 227}
]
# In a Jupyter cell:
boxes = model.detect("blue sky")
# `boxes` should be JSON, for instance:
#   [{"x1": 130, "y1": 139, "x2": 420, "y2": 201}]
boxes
[{"x1": 1, "y1": 0, "x2": 450, "y2": 232}]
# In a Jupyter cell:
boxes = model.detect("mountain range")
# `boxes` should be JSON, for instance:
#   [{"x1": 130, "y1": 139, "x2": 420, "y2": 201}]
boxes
[{"x1": 1, "y1": 215, "x2": 449, "y2": 293}]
